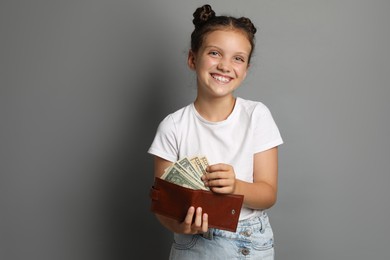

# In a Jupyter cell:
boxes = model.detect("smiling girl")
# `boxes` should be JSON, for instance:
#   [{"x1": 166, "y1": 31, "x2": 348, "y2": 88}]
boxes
[{"x1": 148, "y1": 4, "x2": 283, "y2": 259}]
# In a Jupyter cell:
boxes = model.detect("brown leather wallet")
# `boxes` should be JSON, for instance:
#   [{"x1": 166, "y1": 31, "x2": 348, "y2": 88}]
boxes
[{"x1": 150, "y1": 177, "x2": 244, "y2": 232}]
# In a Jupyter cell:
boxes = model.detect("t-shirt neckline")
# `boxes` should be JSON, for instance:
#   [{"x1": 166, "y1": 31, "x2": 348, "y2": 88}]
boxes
[{"x1": 191, "y1": 97, "x2": 241, "y2": 126}]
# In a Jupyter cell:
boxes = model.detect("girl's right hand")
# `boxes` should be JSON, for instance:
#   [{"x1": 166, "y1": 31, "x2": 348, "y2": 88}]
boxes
[{"x1": 181, "y1": 206, "x2": 208, "y2": 234}]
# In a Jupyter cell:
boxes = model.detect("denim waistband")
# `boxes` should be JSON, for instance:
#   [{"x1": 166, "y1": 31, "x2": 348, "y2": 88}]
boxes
[{"x1": 202, "y1": 211, "x2": 267, "y2": 240}]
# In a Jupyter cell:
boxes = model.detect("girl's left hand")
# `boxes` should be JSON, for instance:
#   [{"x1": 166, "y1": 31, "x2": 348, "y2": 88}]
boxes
[{"x1": 201, "y1": 163, "x2": 236, "y2": 194}]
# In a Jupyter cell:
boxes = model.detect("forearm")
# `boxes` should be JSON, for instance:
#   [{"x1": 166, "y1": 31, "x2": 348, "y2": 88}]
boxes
[{"x1": 234, "y1": 179, "x2": 277, "y2": 210}]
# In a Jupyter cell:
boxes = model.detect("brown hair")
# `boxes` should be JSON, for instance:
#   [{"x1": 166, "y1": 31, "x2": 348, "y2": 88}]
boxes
[{"x1": 191, "y1": 4, "x2": 257, "y2": 64}]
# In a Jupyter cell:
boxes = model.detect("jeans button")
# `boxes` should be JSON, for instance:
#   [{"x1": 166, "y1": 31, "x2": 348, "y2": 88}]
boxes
[
  {"x1": 240, "y1": 229, "x2": 252, "y2": 237},
  {"x1": 241, "y1": 248, "x2": 250, "y2": 255}
]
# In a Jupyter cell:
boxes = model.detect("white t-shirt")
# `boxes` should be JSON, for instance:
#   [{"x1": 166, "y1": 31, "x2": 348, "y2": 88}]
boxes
[{"x1": 148, "y1": 97, "x2": 283, "y2": 220}]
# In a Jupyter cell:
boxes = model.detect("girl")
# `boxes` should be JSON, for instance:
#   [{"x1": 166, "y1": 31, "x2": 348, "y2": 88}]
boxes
[{"x1": 148, "y1": 4, "x2": 283, "y2": 259}]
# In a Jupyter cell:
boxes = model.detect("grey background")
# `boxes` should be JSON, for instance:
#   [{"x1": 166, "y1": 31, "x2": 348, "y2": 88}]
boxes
[{"x1": 1, "y1": 0, "x2": 389, "y2": 259}]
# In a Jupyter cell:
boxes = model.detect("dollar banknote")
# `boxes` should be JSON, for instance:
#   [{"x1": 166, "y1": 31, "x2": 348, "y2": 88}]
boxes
[
  {"x1": 161, "y1": 165, "x2": 202, "y2": 190},
  {"x1": 161, "y1": 156, "x2": 210, "y2": 190}
]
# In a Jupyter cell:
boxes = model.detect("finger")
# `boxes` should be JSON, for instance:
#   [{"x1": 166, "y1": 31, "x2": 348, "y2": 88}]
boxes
[
  {"x1": 183, "y1": 206, "x2": 195, "y2": 226},
  {"x1": 201, "y1": 213, "x2": 208, "y2": 233},
  {"x1": 207, "y1": 177, "x2": 233, "y2": 187},
  {"x1": 211, "y1": 185, "x2": 233, "y2": 194},
  {"x1": 193, "y1": 207, "x2": 203, "y2": 228},
  {"x1": 207, "y1": 163, "x2": 230, "y2": 173},
  {"x1": 203, "y1": 171, "x2": 224, "y2": 181}
]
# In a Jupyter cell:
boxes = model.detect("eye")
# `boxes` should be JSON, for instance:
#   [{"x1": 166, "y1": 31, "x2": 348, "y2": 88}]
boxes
[
  {"x1": 234, "y1": 56, "x2": 245, "y2": 63},
  {"x1": 209, "y1": 51, "x2": 220, "y2": 57}
]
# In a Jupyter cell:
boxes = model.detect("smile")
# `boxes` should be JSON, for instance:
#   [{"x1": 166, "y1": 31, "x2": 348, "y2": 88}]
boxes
[{"x1": 211, "y1": 74, "x2": 232, "y2": 83}]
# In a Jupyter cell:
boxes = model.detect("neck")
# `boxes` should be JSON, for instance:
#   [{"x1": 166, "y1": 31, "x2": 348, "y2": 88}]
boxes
[{"x1": 194, "y1": 95, "x2": 236, "y2": 122}]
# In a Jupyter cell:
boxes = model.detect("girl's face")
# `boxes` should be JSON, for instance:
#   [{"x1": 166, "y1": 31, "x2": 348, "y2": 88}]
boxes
[{"x1": 188, "y1": 29, "x2": 251, "y2": 100}]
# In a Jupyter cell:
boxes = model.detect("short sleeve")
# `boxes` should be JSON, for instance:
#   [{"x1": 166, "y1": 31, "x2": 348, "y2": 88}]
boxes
[
  {"x1": 147, "y1": 114, "x2": 179, "y2": 162},
  {"x1": 253, "y1": 104, "x2": 283, "y2": 153}
]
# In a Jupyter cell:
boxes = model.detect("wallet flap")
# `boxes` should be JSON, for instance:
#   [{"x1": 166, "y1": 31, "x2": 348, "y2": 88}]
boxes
[{"x1": 150, "y1": 177, "x2": 244, "y2": 232}]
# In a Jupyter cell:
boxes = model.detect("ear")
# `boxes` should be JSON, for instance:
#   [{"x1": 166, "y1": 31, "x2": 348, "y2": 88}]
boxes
[{"x1": 187, "y1": 50, "x2": 196, "y2": 70}]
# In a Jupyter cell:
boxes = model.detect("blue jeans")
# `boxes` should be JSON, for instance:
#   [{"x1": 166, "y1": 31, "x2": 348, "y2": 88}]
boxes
[{"x1": 169, "y1": 211, "x2": 274, "y2": 259}]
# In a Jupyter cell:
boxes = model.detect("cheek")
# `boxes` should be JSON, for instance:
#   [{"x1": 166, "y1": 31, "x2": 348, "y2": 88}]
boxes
[
  {"x1": 235, "y1": 66, "x2": 248, "y2": 77},
  {"x1": 200, "y1": 58, "x2": 218, "y2": 69}
]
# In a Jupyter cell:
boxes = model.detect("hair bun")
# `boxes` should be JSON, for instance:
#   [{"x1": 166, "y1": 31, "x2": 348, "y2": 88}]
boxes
[
  {"x1": 192, "y1": 4, "x2": 216, "y2": 29},
  {"x1": 238, "y1": 17, "x2": 257, "y2": 35}
]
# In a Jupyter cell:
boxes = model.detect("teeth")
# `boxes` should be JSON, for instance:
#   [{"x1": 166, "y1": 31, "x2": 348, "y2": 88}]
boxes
[{"x1": 212, "y1": 74, "x2": 230, "y2": 83}]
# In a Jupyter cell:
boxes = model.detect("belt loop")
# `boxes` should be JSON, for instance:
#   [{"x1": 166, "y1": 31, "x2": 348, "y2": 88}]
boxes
[
  {"x1": 202, "y1": 228, "x2": 214, "y2": 240},
  {"x1": 259, "y1": 215, "x2": 265, "y2": 234}
]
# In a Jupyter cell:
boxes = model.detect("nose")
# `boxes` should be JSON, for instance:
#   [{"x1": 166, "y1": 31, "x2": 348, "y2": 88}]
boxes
[{"x1": 217, "y1": 60, "x2": 231, "y2": 73}]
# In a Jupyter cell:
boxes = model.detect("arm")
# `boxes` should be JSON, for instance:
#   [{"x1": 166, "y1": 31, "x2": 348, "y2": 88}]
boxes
[
  {"x1": 152, "y1": 156, "x2": 209, "y2": 234},
  {"x1": 236, "y1": 147, "x2": 278, "y2": 209},
  {"x1": 202, "y1": 147, "x2": 279, "y2": 210}
]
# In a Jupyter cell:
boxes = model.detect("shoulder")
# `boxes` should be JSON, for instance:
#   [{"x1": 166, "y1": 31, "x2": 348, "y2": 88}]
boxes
[
  {"x1": 236, "y1": 97, "x2": 271, "y2": 116},
  {"x1": 168, "y1": 103, "x2": 193, "y2": 123},
  {"x1": 158, "y1": 104, "x2": 193, "y2": 129}
]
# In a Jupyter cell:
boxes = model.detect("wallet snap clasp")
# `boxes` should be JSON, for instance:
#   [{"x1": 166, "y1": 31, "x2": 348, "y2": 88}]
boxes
[{"x1": 149, "y1": 187, "x2": 160, "y2": 201}]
